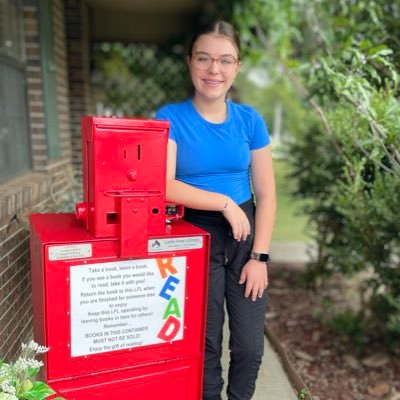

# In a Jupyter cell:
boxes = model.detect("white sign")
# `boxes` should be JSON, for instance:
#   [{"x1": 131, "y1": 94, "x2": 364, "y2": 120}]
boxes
[
  {"x1": 148, "y1": 236, "x2": 203, "y2": 252},
  {"x1": 70, "y1": 257, "x2": 186, "y2": 357},
  {"x1": 49, "y1": 244, "x2": 92, "y2": 261}
]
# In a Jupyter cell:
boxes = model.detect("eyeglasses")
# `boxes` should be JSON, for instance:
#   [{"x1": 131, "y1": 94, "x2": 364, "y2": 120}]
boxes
[{"x1": 191, "y1": 54, "x2": 239, "y2": 72}]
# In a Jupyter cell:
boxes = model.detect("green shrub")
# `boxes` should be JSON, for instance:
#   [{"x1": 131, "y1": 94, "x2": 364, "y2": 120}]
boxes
[{"x1": 234, "y1": 0, "x2": 400, "y2": 341}]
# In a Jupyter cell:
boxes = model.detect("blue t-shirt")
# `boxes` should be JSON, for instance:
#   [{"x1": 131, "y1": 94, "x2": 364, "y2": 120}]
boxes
[{"x1": 155, "y1": 99, "x2": 270, "y2": 204}]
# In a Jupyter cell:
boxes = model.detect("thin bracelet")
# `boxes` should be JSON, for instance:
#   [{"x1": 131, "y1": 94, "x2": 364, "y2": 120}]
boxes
[{"x1": 221, "y1": 195, "x2": 230, "y2": 212}]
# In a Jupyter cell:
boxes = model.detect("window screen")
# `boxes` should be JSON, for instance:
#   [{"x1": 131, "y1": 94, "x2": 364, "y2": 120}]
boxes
[{"x1": 0, "y1": 0, "x2": 31, "y2": 183}]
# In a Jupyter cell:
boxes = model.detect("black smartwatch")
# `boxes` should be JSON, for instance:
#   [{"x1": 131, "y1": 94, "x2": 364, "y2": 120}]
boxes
[{"x1": 249, "y1": 251, "x2": 269, "y2": 263}]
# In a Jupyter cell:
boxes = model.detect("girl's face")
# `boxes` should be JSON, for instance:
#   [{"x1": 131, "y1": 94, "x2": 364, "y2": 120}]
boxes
[{"x1": 188, "y1": 34, "x2": 240, "y2": 103}]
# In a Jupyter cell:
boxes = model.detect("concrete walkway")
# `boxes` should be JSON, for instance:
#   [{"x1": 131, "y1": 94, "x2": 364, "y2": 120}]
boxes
[
  {"x1": 270, "y1": 240, "x2": 316, "y2": 265},
  {"x1": 219, "y1": 241, "x2": 316, "y2": 399},
  {"x1": 221, "y1": 321, "x2": 298, "y2": 400}
]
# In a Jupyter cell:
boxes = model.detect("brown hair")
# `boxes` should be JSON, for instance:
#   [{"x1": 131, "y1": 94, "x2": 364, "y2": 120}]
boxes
[{"x1": 188, "y1": 20, "x2": 241, "y2": 59}]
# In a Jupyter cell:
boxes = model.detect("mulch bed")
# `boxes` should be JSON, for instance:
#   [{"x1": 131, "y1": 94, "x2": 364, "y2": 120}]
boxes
[{"x1": 266, "y1": 263, "x2": 400, "y2": 400}]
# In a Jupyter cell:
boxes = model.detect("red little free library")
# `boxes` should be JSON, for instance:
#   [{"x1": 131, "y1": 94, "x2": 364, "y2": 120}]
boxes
[{"x1": 30, "y1": 117, "x2": 210, "y2": 399}]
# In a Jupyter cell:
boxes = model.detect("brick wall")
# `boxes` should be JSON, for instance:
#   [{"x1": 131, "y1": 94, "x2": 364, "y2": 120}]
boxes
[
  {"x1": 0, "y1": 0, "x2": 73, "y2": 361},
  {"x1": 65, "y1": 0, "x2": 92, "y2": 183},
  {"x1": 24, "y1": 4, "x2": 48, "y2": 172}
]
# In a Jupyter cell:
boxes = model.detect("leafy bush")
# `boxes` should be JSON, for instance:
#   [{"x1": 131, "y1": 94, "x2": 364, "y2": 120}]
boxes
[{"x1": 234, "y1": 0, "x2": 400, "y2": 340}]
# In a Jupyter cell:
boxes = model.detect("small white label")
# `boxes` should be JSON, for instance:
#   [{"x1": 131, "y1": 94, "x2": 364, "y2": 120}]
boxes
[
  {"x1": 48, "y1": 244, "x2": 92, "y2": 261},
  {"x1": 148, "y1": 236, "x2": 203, "y2": 252}
]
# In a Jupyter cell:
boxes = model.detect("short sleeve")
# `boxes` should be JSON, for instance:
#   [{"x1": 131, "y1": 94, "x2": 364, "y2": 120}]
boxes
[
  {"x1": 155, "y1": 106, "x2": 177, "y2": 142},
  {"x1": 249, "y1": 109, "x2": 270, "y2": 150}
]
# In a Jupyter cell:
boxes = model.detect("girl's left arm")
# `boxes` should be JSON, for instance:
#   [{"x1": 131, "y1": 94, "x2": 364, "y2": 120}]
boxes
[{"x1": 239, "y1": 145, "x2": 277, "y2": 301}]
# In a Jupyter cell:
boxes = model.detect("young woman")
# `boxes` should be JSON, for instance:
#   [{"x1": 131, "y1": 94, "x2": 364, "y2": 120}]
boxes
[{"x1": 156, "y1": 20, "x2": 276, "y2": 400}]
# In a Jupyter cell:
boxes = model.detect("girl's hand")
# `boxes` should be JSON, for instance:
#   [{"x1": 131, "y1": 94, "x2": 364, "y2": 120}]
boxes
[
  {"x1": 239, "y1": 259, "x2": 268, "y2": 301},
  {"x1": 222, "y1": 200, "x2": 251, "y2": 241}
]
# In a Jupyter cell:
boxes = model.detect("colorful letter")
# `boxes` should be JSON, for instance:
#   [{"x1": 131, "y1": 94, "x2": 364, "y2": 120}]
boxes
[
  {"x1": 157, "y1": 315, "x2": 181, "y2": 341},
  {"x1": 163, "y1": 297, "x2": 181, "y2": 319},
  {"x1": 156, "y1": 257, "x2": 178, "y2": 278},
  {"x1": 159, "y1": 275, "x2": 180, "y2": 300}
]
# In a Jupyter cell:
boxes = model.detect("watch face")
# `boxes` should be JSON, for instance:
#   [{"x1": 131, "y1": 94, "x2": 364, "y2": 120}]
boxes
[{"x1": 250, "y1": 252, "x2": 269, "y2": 262}]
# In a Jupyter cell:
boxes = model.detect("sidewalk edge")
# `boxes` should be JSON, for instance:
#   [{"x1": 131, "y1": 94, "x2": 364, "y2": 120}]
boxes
[{"x1": 264, "y1": 323, "x2": 313, "y2": 400}]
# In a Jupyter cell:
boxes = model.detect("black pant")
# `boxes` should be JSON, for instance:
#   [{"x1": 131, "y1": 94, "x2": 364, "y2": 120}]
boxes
[{"x1": 184, "y1": 199, "x2": 268, "y2": 400}]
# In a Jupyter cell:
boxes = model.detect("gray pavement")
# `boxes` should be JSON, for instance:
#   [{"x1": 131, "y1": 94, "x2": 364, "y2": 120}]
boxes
[
  {"x1": 219, "y1": 240, "x2": 315, "y2": 400},
  {"x1": 270, "y1": 240, "x2": 316, "y2": 265},
  {"x1": 221, "y1": 320, "x2": 298, "y2": 400}
]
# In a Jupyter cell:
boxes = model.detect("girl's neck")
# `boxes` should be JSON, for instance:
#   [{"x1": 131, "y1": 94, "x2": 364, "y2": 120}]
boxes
[{"x1": 192, "y1": 95, "x2": 227, "y2": 123}]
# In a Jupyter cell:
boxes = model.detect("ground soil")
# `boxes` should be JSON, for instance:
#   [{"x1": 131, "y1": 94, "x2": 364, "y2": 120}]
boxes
[{"x1": 266, "y1": 264, "x2": 400, "y2": 400}]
